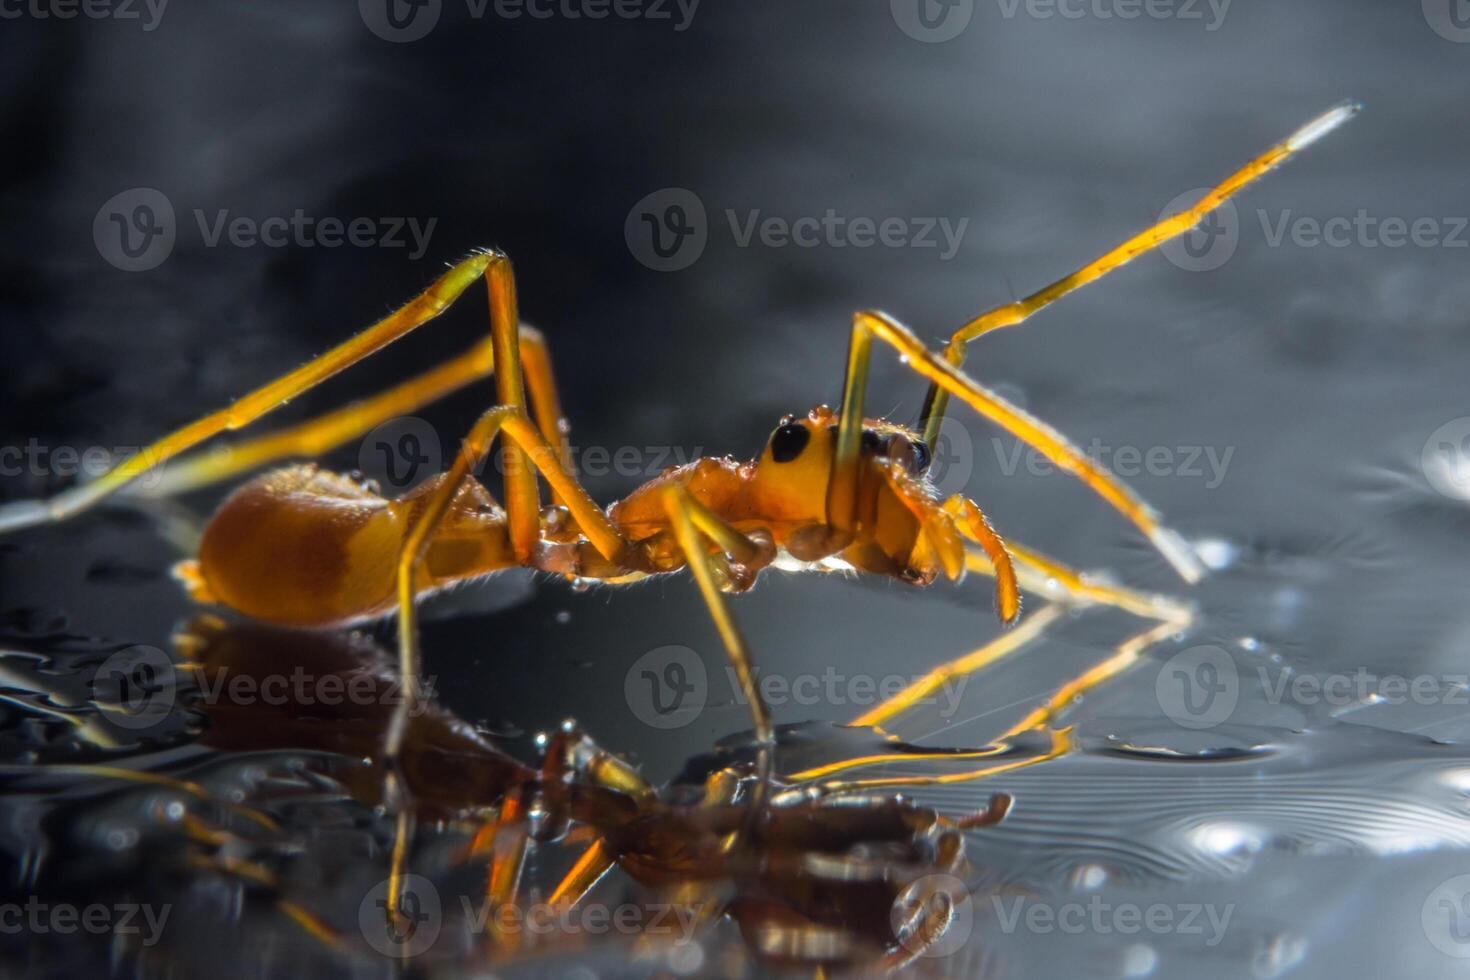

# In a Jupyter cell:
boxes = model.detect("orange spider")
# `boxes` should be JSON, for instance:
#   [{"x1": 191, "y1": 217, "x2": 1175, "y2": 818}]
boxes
[{"x1": 0, "y1": 103, "x2": 1357, "y2": 768}]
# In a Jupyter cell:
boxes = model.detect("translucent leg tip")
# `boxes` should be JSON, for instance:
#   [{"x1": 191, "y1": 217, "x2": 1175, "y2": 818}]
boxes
[
  {"x1": 0, "y1": 501, "x2": 53, "y2": 534},
  {"x1": 1150, "y1": 526, "x2": 1206, "y2": 585}
]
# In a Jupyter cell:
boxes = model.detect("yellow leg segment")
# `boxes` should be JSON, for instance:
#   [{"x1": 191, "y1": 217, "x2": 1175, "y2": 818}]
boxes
[
  {"x1": 0, "y1": 251, "x2": 507, "y2": 533},
  {"x1": 547, "y1": 839, "x2": 616, "y2": 908},
  {"x1": 850, "y1": 603, "x2": 1065, "y2": 730},
  {"x1": 851, "y1": 310, "x2": 1204, "y2": 582},
  {"x1": 389, "y1": 405, "x2": 624, "y2": 760},
  {"x1": 973, "y1": 543, "x2": 1193, "y2": 626},
  {"x1": 662, "y1": 485, "x2": 774, "y2": 758},
  {"x1": 135, "y1": 325, "x2": 571, "y2": 500},
  {"x1": 944, "y1": 494, "x2": 1021, "y2": 624},
  {"x1": 1001, "y1": 618, "x2": 1180, "y2": 738},
  {"x1": 918, "y1": 102, "x2": 1360, "y2": 444}
]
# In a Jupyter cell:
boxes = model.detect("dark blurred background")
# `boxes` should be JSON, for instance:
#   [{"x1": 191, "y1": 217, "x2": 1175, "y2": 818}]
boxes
[
  {"x1": 1, "y1": 1, "x2": 1468, "y2": 776},
  {"x1": 8, "y1": 3, "x2": 1470, "y2": 977}
]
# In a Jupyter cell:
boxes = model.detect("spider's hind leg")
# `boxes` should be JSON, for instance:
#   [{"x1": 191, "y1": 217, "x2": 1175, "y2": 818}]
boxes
[
  {"x1": 0, "y1": 252, "x2": 505, "y2": 533},
  {"x1": 136, "y1": 325, "x2": 570, "y2": 500}
]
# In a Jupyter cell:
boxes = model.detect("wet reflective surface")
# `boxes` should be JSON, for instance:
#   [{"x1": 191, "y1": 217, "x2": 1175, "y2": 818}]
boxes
[{"x1": 5, "y1": 0, "x2": 1470, "y2": 976}]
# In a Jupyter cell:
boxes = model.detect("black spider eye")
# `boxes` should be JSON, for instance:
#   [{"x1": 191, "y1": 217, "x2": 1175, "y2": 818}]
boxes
[
  {"x1": 884, "y1": 434, "x2": 917, "y2": 472},
  {"x1": 861, "y1": 429, "x2": 883, "y2": 455},
  {"x1": 769, "y1": 422, "x2": 811, "y2": 463},
  {"x1": 909, "y1": 439, "x2": 931, "y2": 473}
]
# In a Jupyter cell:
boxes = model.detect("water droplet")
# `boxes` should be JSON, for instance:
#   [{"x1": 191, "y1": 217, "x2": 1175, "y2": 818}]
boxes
[
  {"x1": 1121, "y1": 943, "x2": 1157, "y2": 978},
  {"x1": 1070, "y1": 863, "x2": 1108, "y2": 890},
  {"x1": 1190, "y1": 821, "x2": 1262, "y2": 856},
  {"x1": 1195, "y1": 536, "x2": 1238, "y2": 571}
]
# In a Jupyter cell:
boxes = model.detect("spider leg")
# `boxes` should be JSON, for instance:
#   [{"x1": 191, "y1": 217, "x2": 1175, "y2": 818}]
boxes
[
  {"x1": 485, "y1": 793, "x2": 531, "y2": 953},
  {"x1": 792, "y1": 579, "x2": 1185, "y2": 786},
  {"x1": 826, "y1": 302, "x2": 876, "y2": 537},
  {"x1": 1002, "y1": 617, "x2": 1180, "y2": 737},
  {"x1": 850, "y1": 603, "x2": 1066, "y2": 731},
  {"x1": 662, "y1": 484, "x2": 775, "y2": 811},
  {"x1": 841, "y1": 532, "x2": 1190, "y2": 735},
  {"x1": 790, "y1": 615, "x2": 1179, "y2": 794},
  {"x1": 783, "y1": 727, "x2": 1074, "y2": 797},
  {"x1": 847, "y1": 309, "x2": 1204, "y2": 582},
  {"x1": 135, "y1": 324, "x2": 570, "y2": 500},
  {"x1": 0, "y1": 252, "x2": 529, "y2": 533},
  {"x1": 916, "y1": 102, "x2": 1360, "y2": 444},
  {"x1": 384, "y1": 803, "x2": 417, "y2": 958},
  {"x1": 391, "y1": 404, "x2": 625, "y2": 760},
  {"x1": 547, "y1": 839, "x2": 617, "y2": 909},
  {"x1": 970, "y1": 540, "x2": 1193, "y2": 627},
  {"x1": 941, "y1": 494, "x2": 1020, "y2": 624}
]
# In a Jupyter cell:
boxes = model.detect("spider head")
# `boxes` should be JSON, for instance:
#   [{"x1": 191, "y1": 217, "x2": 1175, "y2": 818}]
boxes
[{"x1": 746, "y1": 406, "x2": 932, "y2": 527}]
